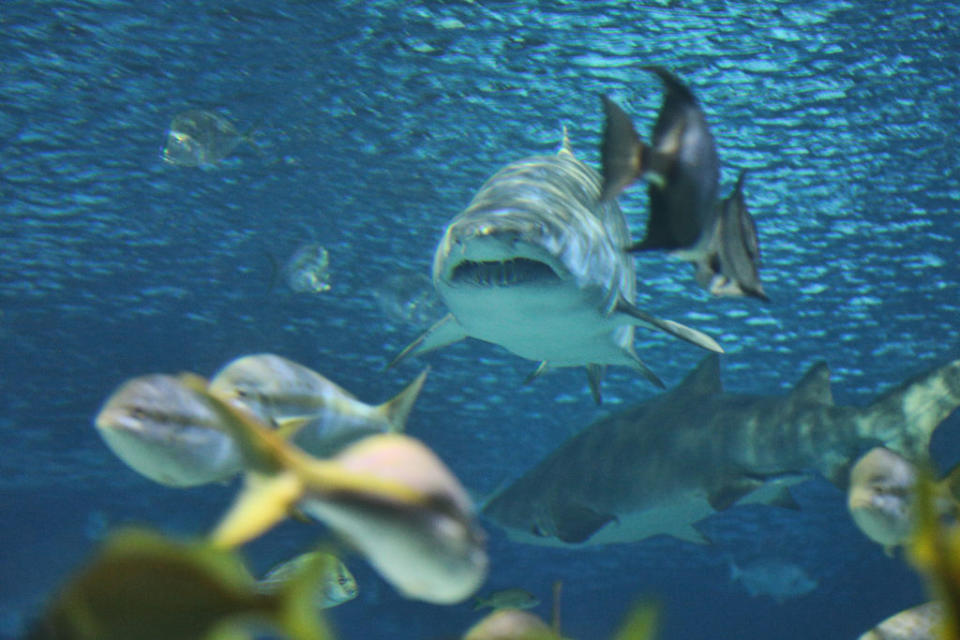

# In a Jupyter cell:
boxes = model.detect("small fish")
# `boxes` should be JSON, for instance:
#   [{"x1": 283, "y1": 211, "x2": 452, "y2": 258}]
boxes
[
  {"x1": 474, "y1": 588, "x2": 540, "y2": 611},
  {"x1": 162, "y1": 109, "x2": 250, "y2": 167},
  {"x1": 208, "y1": 353, "x2": 429, "y2": 456},
  {"x1": 858, "y1": 601, "x2": 943, "y2": 640},
  {"x1": 848, "y1": 447, "x2": 960, "y2": 556},
  {"x1": 729, "y1": 558, "x2": 817, "y2": 603},
  {"x1": 699, "y1": 171, "x2": 768, "y2": 301},
  {"x1": 285, "y1": 244, "x2": 332, "y2": 294},
  {"x1": 94, "y1": 374, "x2": 241, "y2": 487},
  {"x1": 24, "y1": 528, "x2": 331, "y2": 640},
  {"x1": 258, "y1": 551, "x2": 358, "y2": 610},
  {"x1": 463, "y1": 609, "x2": 558, "y2": 640},
  {"x1": 187, "y1": 373, "x2": 488, "y2": 604}
]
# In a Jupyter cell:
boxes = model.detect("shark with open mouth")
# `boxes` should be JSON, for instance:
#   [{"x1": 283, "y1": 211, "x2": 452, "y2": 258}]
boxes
[{"x1": 390, "y1": 134, "x2": 722, "y2": 402}]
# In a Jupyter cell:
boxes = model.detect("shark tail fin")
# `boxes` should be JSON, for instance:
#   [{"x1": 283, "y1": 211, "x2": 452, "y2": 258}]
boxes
[
  {"x1": 376, "y1": 368, "x2": 430, "y2": 433},
  {"x1": 270, "y1": 548, "x2": 335, "y2": 640},
  {"x1": 858, "y1": 358, "x2": 960, "y2": 460}
]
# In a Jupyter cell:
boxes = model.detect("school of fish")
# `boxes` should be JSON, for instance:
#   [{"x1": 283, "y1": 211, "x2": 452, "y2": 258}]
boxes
[{"x1": 26, "y1": 68, "x2": 960, "y2": 640}]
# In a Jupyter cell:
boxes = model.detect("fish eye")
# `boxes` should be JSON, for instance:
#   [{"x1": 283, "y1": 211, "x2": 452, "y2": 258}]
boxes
[
  {"x1": 235, "y1": 389, "x2": 250, "y2": 399},
  {"x1": 130, "y1": 407, "x2": 147, "y2": 420}
]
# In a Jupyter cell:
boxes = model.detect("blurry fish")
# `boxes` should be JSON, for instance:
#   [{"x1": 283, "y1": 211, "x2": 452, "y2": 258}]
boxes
[
  {"x1": 698, "y1": 171, "x2": 768, "y2": 301},
  {"x1": 848, "y1": 447, "x2": 960, "y2": 556},
  {"x1": 162, "y1": 109, "x2": 251, "y2": 167},
  {"x1": 24, "y1": 528, "x2": 331, "y2": 640},
  {"x1": 374, "y1": 271, "x2": 446, "y2": 330},
  {"x1": 483, "y1": 356, "x2": 960, "y2": 548},
  {"x1": 601, "y1": 68, "x2": 765, "y2": 300},
  {"x1": 729, "y1": 557, "x2": 817, "y2": 603},
  {"x1": 94, "y1": 374, "x2": 241, "y2": 487},
  {"x1": 390, "y1": 131, "x2": 722, "y2": 402},
  {"x1": 258, "y1": 551, "x2": 358, "y2": 610},
  {"x1": 208, "y1": 353, "x2": 429, "y2": 456},
  {"x1": 858, "y1": 601, "x2": 943, "y2": 640},
  {"x1": 602, "y1": 67, "x2": 719, "y2": 255},
  {"x1": 473, "y1": 588, "x2": 540, "y2": 611},
  {"x1": 463, "y1": 609, "x2": 559, "y2": 640},
  {"x1": 285, "y1": 244, "x2": 332, "y2": 294},
  {"x1": 187, "y1": 373, "x2": 488, "y2": 604}
]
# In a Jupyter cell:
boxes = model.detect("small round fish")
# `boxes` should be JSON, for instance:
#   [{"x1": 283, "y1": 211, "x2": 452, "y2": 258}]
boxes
[
  {"x1": 208, "y1": 353, "x2": 428, "y2": 457},
  {"x1": 94, "y1": 374, "x2": 241, "y2": 487},
  {"x1": 258, "y1": 551, "x2": 358, "y2": 609},
  {"x1": 474, "y1": 588, "x2": 540, "y2": 611},
  {"x1": 162, "y1": 110, "x2": 246, "y2": 167},
  {"x1": 848, "y1": 447, "x2": 918, "y2": 552}
]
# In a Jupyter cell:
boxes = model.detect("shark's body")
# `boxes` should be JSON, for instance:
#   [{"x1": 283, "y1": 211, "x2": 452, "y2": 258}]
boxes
[
  {"x1": 483, "y1": 355, "x2": 960, "y2": 547},
  {"x1": 392, "y1": 140, "x2": 721, "y2": 399}
]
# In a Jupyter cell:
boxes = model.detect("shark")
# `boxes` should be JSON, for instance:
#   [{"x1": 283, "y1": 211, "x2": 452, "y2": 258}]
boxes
[
  {"x1": 390, "y1": 134, "x2": 722, "y2": 402},
  {"x1": 482, "y1": 354, "x2": 960, "y2": 547}
]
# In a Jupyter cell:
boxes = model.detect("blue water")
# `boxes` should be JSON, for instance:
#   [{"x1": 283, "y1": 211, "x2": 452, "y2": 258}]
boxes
[{"x1": 2, "y1": 1, "x2": 959, "y2": 638}]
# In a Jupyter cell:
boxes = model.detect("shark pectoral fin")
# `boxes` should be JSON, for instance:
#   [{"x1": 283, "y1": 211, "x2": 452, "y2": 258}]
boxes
[
  {"x1": 378, "y1": 367, "x2": 430, "y2": 433},
  {"x1": 667, "y1": 524, "x2": 710, "y2": 545},
  {"x1": 387, "y1": 314, "x2": 466, "y2": 369},
  {"x1": 586, "y1": 364, "x2": 605, "y2": 405},
  {"x1": 624, "y1": 349, "x2": 665, "y2": 389},
  {"x1": 523, "y1": 361, "x2": 550, "y2": 385},
  {"x1": 707, "y1": 478, "x2": 765, "y2": 512},
  {"x1": 613, "y1": 299, "x2": 723, "y2": 354},
  {"x1": 210, "y1": 471, "x2": 304, "y2": 548},
  {"x1": 554, "y1": 504, "x2": 618, "y2": 544}
]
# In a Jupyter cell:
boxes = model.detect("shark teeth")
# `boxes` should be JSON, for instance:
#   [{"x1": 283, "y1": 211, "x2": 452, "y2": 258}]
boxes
[{"x1": 450, "y1": 258, "x2": 560, "y2": 287}]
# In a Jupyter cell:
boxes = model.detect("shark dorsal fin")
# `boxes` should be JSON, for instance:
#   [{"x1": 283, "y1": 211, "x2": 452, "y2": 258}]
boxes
[
  {"x1": 675, "y1": 354, "x2": 722, "y2": 396},
  {"x1": 558, "y1": 124, "x2": 574, "y2": 157},
  {"x1": 790, "y1": 361, "x2": 833, "y2": 406}
]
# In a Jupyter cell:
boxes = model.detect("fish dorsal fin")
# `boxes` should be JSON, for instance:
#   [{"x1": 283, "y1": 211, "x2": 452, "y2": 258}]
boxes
[
  {"x1": 674, "y1": 355, "x2": 722, "y2": 397},
  {"x1": 790, "y1": 361, "x2": 833, "y2": 406},
  {"x1": 558, "y1": 124, "x2": 574, "y2": 157}
]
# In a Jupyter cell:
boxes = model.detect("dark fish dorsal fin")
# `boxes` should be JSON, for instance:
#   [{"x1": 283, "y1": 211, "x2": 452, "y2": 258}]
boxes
[
  {"x1": 790, "y1": 361, "x2": 833, "y2": 406},
  {"x1": 707, "y1": 477, "x2": 764, "y2": 511},
  {"x1": 674, "y1": 354, "x2": 723, "y2": 396}
]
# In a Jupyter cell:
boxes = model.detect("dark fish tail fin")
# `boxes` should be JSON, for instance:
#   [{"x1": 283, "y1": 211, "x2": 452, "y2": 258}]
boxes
[
  {"x1": 600, "y1": 95, "x2": 660, "y2": 202},
  {"x1": 857, "y1": 358, "x2": 960, "y2": 460}
]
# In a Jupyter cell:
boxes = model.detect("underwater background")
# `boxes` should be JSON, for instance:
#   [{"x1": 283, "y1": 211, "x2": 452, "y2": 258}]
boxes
[{"x1": 1, "y1": 1, "x2": 959, "y2": 638}]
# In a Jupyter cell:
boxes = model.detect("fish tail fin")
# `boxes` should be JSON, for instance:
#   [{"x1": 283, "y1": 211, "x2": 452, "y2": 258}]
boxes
[
  {"x1": 377, "y1": 367, "x2": 430, "y2": 432},
  {"x1": 600, "y1": 95, "x2": 660, "y2": 202},
  {"x1": 857, "y1": 358, "x2": 960, "y2": 460},
  {"x1": 271, "y1": 550, "x2": 336, "y2": 640}
]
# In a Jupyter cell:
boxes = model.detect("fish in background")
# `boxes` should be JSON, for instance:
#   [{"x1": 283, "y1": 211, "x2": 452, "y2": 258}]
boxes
[
  {"x1": 94, "y1": 374, "x2": 242, "y2": 487},
  {"x1": 258, "y1": 551, "x2": 358, "y2": 610},
  {"x1": 23, "y1": 528, "x2": 331, "y2": 640},
  {"x1": 727, "y1": 557, "x2": 817, "y2": 603},
  {"x1": 483, "y1": 355, "x2": 960, "y2": 548},
  {"x1": 848, "y1": 447, "x2": 960, "y2": 556},
  {"x1": 600, "y1": 67, "x2": 767, "y2": 300},
  {"x1": 858, "y1": 601, "x2": 943, "y2": 640},
  {"x1": 390, "y1": 131, "x2": 722, "y2": 403},
  {"x1": 188, "y1": 373, "x2": 488, "y2": 604},
  {"x1": 285, "y1": 243, "x2": 332, "y2": 294},
  {"x1": 208, "y1": 353, "x2": 429, "y2": 457},
  {"x1": 161, "y1": 109, "x2": 253, "y2": 167},
  {"x1": 373, "y1": 271, "x2": 446, "y2": 330},
  {"x1": 474, "y1": 587, "x2": 540, "y2": 611}
]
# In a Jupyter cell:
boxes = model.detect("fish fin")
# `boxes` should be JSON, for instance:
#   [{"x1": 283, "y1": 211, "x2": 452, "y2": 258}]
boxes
[
  {"x1": 554, "y1": 504, "x2": 618, "y2": 544},
  {"x1": 211, "y1": 471, "x2": 305, "y2": 548},
  {"x1": 377, "y1": 367, "x2": 430, "y2": 433},
  {"x1": 708, "y1": 477, "x2": 765, "y2": 511},
  {"x1": 614, "y1": 298, "x2": 724, "y2": 353},
  {"x1": 523, "y1": 361, "x2": 550, "y2": 385},
  {"x1": 586, "y1": 364, "x2": 605, "y2": 405},
  {"x1": 558, "y1": 123, "x2": 574, "y2": 157},
  {"x1": 274, "y1": 416, "x2": 316, "y2": 440},
  {"x1": 387, "y1": 313, "x2": 466, "y2": 369},
  {"x1": 272, "y1": 547, "x2": 336, "y2": 640},
  {"x1": 600, "y1": 95, "x2": 649, "y2": 202},
  {"x1": 764, "y1": 486, "x2": 801, "y2": 511},
  {"x1": 790, "y1": 362, "x2": 833, "y2": 406},
  {"x1": 674, "y1": 354, "x2": 723, "y2": 396},
  {"x1": 667, "y1": 524, "x2": 711, "y2": 545},
  {"x1": 623, "y1": 349, "x2": 665, "y2": 389},
  {"x1": 611, "y1": 601, "x2": 659, "y2": 640}
]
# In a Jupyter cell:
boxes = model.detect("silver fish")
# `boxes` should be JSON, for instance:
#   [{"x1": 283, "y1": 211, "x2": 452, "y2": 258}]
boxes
[{"x1": 162, "y1": 110, "x2": 247, "y2": 167}]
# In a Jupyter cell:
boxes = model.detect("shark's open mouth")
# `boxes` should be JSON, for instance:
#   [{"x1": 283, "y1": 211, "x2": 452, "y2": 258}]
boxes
[{"x1": 449, "y1": 257, "x2": 561, "y2": 287}]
